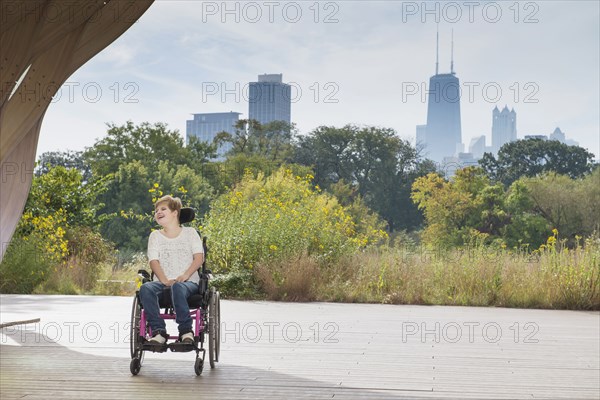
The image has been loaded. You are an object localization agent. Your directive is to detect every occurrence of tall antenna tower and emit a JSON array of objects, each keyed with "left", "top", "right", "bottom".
[{"left": 451, "top": 28, "right": 455, "bottom": 74}]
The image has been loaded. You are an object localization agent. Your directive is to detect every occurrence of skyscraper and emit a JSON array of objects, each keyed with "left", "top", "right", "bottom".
[
  {"left": 468, "top": 135, "right": 487, "bottom": 159},
  {"left": 416, "top": 30, "right": 462, "bottom": 163},
  {"left": 491, "top": 106, "right": 517, "bottom": 153},
  {"left": 248, "top": 74, "right": 291, "bottom": 125},
  {"left": 186, "top": 112, "right": 241, "bottom": 159}
]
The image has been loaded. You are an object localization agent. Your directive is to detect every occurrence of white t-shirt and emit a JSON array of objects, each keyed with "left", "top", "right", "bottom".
[{"left": 147, "top": 227, "right": 204, "bottom": 284}]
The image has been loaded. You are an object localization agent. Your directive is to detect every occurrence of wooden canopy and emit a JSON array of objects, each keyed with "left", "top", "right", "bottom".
[{"left": 0, "top": 0, "right": 153, "bottom": 261}]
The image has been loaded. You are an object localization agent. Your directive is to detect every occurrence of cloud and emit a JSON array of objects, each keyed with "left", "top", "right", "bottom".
[{"left": 35, "top": 1, "right": 599, "bottom": 159}]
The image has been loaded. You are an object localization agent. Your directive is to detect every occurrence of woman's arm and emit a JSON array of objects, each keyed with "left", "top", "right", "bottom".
[
  {"left": 175, "top": 253, "right": 204, "bottom": 282},
  {"left": 150, "top": 260, "right": 174, "bottom": 286}
]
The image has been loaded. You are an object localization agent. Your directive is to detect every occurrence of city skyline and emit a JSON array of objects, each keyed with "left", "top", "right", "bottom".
[{"left": 36, "top": 1, "right": 599, "bottom": 161}]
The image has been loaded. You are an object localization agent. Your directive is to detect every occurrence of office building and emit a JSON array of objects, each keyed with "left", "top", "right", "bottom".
[
  {"left": 248, "top": 74, "right": 291, "bottom": 125},
  {"left": 468, "top": 135, "right": 487, "bottom": 159},
  {"left": 491, "top": 106, "right": 517, "bottom": 153},
  {"left": 416, "top": 31, "right": 462, "bottom": 163},
  {"left": 186, "top": 112, "right": 241, "bottom": 159}
]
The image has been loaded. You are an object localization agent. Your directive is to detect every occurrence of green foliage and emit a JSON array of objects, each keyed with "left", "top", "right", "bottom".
[
  {"left": 215, "top": 119, "right": 295, "bottom": 161},
  {"left": 0, "top": 237, "right": 55, "bottom": 293},
  {"left": 520, "top": 170, "right": 600, "bottom": 244},
  {"left": 83, "top": 121, "right": 191, "bottom": 176},
  {"left": 1, "top": 164, "right": 114, "bottom": 294},
  {"left": 202, "top": 154, "right": 285, "bottom": 195},
  {"left": 480, "top": 138, "right": 595, "bottom": 186},
  {"left": 82, "top": 122, "right": 217, "bottom": 251},
  {"left": 26, "top": 165, "right": 110, "bottom": 228},
  {"left": 210, "top": 270, "right": 262, "bottom": 299},
  {"left": 186, "top": 134, "right": 218, "bottom": 163},
  {"left": 36, "top": 150, "right": 92, "bottom": 181},
  {"left": 411, "top": 167, "right": 549, "bottom": 248},
  {"left": 99, "top": 160, "right": 154, "bottom": 250},
  {"left": 202, "top": 167, "right": 388, "bottom": 273},
  {"left": 153, "top": 161, "right": 214, "bottom": 218},
  {"left": 293, "top": 125, "right": 435, "bottom": 231}
]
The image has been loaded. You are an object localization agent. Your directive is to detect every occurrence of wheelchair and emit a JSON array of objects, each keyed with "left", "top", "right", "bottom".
[{"left": 129, "top": 207, "right": 221, "bottom": 376}]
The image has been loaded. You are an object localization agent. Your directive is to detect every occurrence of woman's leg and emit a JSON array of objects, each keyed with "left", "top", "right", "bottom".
[
  {"left": 171, "top": 281, "right": 199, "bottom": 335},
  {"left": 139, "top": 281, "right": 167, "bottom": 335}
]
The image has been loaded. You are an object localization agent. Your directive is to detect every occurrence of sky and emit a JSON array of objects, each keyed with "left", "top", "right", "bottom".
[{"left": 36, "top": 0, "right": 600, "bottom": 161}]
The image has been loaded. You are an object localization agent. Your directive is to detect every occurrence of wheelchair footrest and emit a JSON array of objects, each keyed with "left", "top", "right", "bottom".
[
  {"left": 142, "top": 343, "right": 169, "bottom": 353},
  {"left": 168, "top": 342, "right": 196, "bottom": 352}
]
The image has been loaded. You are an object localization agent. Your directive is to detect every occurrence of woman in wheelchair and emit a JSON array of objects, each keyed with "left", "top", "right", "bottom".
[{"left": 140, "top": 195, "right": 204, "bottom": 346}]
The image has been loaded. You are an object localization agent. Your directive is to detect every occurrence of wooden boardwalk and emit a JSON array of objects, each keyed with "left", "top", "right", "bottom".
[{"left": 0, "top": 295, "right": 598, "bottom": 399}]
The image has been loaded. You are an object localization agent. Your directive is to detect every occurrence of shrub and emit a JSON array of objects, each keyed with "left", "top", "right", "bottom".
[
  {"left": 202, "top": 167, "right": 387, "bottom": 274},
  {"left": 0, "top": 237, "right": 54, "bottom": 294},
  {"left": 255, "top": 255, "right": 320, "bottom": 301}
]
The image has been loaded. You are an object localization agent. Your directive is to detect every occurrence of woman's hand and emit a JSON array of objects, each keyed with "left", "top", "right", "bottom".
[{"left": 175, "top": 274, "right": 188, "bottom": 283}]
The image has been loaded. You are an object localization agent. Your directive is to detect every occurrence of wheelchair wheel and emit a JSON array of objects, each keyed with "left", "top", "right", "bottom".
[
  {"left": 215, "top": 291, "right": 221, "bottom": 362},
  {"left": 130, "top": 295, "right": 143, "bottom": 362},
  {"left": 194, "top": 357, "right": 204, "bottom": 376},
  {"left": 130, "top": 358, "right": 141, "bottom": 375},
  {"left": 208, "top": 288, "right": 220, "bottom": 368}
]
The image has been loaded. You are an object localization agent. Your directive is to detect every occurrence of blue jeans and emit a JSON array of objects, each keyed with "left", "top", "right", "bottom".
[{"left": 139, "top": 281, "right": 199, "bottom": 335}]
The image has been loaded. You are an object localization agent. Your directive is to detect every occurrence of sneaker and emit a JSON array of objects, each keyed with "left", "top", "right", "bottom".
[
  {"left": 148, "top": 331, "right": 167, "bottom": 345},
  {"left": 180, "top": 332, "right": 194, "bottom": 344}
]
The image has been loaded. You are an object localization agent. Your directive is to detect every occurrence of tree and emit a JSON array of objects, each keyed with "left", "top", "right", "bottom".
[
  {"left": 293, "top": 125, "right": 435, "bottom": 231},
  {"left": 82, "top": 121, "right": 217, "bottom": 250},
  {"left": 480, "top": 138, "right": 595, "bottom": 186},
  {"left": 83, "top": 121, "right": 191, "bottom": 176},
  {"left": 520, "top": 170, "right": 600, "bottom": 243},
  {"left": 26, "top": 165, "right": 110, "bottom": 228},
  {"left": 99, "top": 160, "right": 154, "bottom": 251},
  {"left": 36, "top": 150, "right": 92, "bottom": 181},
  {"left": 215, "top": 119, "right": 296, "bottom": 162},
  {"left": 411, "top": 167, "right": 549, "bottom": 247},
  {"left": 186, "top": 135, "right": 218, "bottom": 164}
]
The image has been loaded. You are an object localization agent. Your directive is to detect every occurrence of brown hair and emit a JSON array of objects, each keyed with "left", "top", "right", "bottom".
[{"left": 154, "top": 195, "right": 182, "bottom": 216}]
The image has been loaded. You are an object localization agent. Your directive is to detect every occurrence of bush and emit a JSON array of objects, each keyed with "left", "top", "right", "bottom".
[
  {"left": 202, "top": 167, "right": 387, "bottom": 274},
  {"left": 255, "top": 255, "right": 320, "bottom": 301},
  {"left": 210, "top": 270, "right": 261, "bottom": 299},
  {"left": 64, "top": 227, "right": 113, "bottom": 291},
  {"left": 0, "top": 237, "right": 54, "bottom": 294}
]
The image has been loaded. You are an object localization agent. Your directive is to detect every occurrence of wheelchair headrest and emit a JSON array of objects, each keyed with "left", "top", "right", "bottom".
[{"left": 179, "top": 207, "right": 195, "bottom": 224}]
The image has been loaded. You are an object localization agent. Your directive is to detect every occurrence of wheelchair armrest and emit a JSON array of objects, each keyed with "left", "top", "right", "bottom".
[
  {"left": 137, "top": 269, "right": 151, "bottom": 284},
  {"left": 198, "top": 271, "right": 211, "bottom": 295}
]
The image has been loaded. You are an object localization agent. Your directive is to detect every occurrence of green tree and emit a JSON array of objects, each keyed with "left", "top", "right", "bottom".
[
  {"left": 293, "top": 125, "right": 435, "bottom": 231},
  {"left": 83, "top": 121, "right": 191, "bottom": 176},
  {"left": 83, "top": 122, "right": 217, "bottom": 250},
  {"left": 26, "top": 166, "right": 110, "bottom": 228},
  {"left": 215, "top": 119, "right": 295, "bottom": 161},
  {"left": 36, "top": 150, "right": 92, "bottom": 182},
  {"left": 411, "top": 166, "right": 569, "bottom": 249},
  {"left": 480, "top": 138, "right": 595, "bottom": 186},
  {"left": 154, "top": 160, "right": 214, "bottom": 217},
  {"left": 99, "top": 161, "right": 154, "bottom": 251},
  {"left": 520, "top": 170, "right": 600, "bottom": 243},
  {"left": 186, "top": 134, "right": 218, "bottom": 164}
]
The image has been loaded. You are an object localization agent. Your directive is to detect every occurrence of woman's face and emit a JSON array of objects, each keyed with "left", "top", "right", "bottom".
[{"left": 154, "top": 203, "right": 178, "bottom": 227}]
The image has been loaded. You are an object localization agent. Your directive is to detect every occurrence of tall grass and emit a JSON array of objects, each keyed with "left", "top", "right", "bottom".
[{"left": 257, "top": 236, "right": 599, "bottom": 310}]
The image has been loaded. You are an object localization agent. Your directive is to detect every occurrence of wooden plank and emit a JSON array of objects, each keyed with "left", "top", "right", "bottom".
[{"left": 0, "top": 295, "right": 598, "bottom": 399}]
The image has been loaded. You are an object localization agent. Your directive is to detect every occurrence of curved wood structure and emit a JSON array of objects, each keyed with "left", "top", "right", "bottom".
[{"left": 0, "top": 0, "right": 153, "bottom": 261}]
